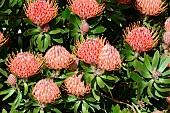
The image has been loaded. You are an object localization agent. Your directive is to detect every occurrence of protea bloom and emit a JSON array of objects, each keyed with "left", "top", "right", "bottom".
[
  {"left": 32, "top": 79, "right": 60, "bottom": 106},
  {"left": 98, "top": 43, "right": 121, "bottom": 71},
  {"left": 123, "top": 22, "right": 159, "bottom": 52},
  {"left": 44, "top": 45, "right": 73, "bottom": 70},
  {"left": 24, "top": 0, "right": 58, "bottom": 27},
  {"left": 7, "top": 74, "right": 17, "bottom": 88},
  {"left": 0, "top": 32, "right": 8, "bottom": 47},
  {"left": 116, "top": 0, "right": 132, "bottom": 5},
  {"left": 68, "top": 0, "right": 105, "bottom": 20},
  {"left": 135, "top": 0, "right": 167, "bottom": 16},
  {"left": 6, "top": 52, "right": 43, "bottom": 79},
  {"left": 165, "top": 17, "right": 170, "bottom": 32},
  {"left": 73, "top": 37, "right": 106, "bottom": 65},
  {"left": 64, "top": 72, "right": 91, "bottom": 96},
  {"left": 163, "top": 31, "right": 170, "bottom": 45}
]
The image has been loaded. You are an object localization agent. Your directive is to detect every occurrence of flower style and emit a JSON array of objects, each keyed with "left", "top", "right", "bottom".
[
  {"left": 135, "top": 0, "right": 167, "bottom": 16},
  {"left": 123, "top": 22, "right": 159, "bottom": 52},
  {"left": 68, "top": 0, "right": 105, "bottom": 20},
  {"left": 24, "top": 0, "right": 58, "bottom": 26},
  {"left": 6, "top": 52, "right": 43, "bottom": 79},
  {"left": 0, "top": 32, "right": 8, "bottom": 47}
]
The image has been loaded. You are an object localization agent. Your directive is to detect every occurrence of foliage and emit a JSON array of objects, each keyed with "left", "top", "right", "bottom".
[{"left": 0, "top": 0, "right": 170, "bottom": 113}]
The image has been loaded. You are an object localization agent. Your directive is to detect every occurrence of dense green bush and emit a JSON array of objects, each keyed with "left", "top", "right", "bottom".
[{"left": 0, "top": 0, "right": 170, "bottom": 113}]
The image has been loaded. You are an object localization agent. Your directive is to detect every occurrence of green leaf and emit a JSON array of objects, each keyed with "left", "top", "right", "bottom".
[
  {"left": 62, "top": 7, "right": 70, "bottom": 20},
  {"left": 49, "top": 29, "right": 64, "bottom": 34},
  {"left": 137, "top": 81, "right": 147, "bottom": 99},
  {"left": 74, "top": 101, "right": 81, "bottom": 113},
  {"left": 2, "top": 88, "right": 15, "bottom": 101},
  {"left": 134, "top": 60, "right": 151, "bottom": 78},
  {"left": 155, "top": 78, "right": 170, "bottom": 84},
  {"left": 125, "top": 55, "right": 135, "bottom": 61},
  {"left": 33, "top": 107, "right": 40, "bottom": 113},
  {"left": 162, "top": 70, "right": 170, "bottom": 76},
  {"left": 96, "top": 77, "right": 105, "bottom": 88},
  {"left": 91, "top": 26, "right": 106, "bottom": 34},
  {"left": 24, "top": 82, "right": 28, "bottom": 95},
  {"left": 159, "top": 54, "right": 166, "bottom": 67},
  {"left": 13, "top": 89, "right": 22, "bottom": 108},
  {"left": 85, "top": 97, "right": 96, "bottom": 102},
  {"left": 24, "top": 28, "right": 40, "bottom": 36},
  {"left": 144, "top": 53, "right": 152, "bottom": 73},
  {"left": 82, "top": 102, "right": 89, "bottom": 113},
  {"left": 112, "top": 104, "right": 120, "bottom": 113},
  {"left": 53, "top": 38, "right": 63, "bottom": 44},
  {"left": 131, "top": 72, "right": 143, "bottom": 82},
  {"left": 152, "top": 51, "right": 159, "bottom": 70},
  {"left": 0, "top": 88, "right": 14, "bottom": 95},
  {"left": 153, "top": 83, "right": 170, "bottom": 92},
  {"left": 158, "top": 56, "right": 170, "bottom": 72},
  {"left": 92, "top": 89, "right": 100, "bottom": 101},
  {"left": 2, "top": 109, "right": 7, "bottom": 113},
  {"left": 0, "top": 68, "right": 8, "bottom": 77}
]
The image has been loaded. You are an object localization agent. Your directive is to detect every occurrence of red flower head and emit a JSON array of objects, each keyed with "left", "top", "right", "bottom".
[
  {"left": 44, "top": 45, "right": 73, "bottom": 70},
  {"left": 6, "top": 52, "right": 43, "bottom": 79},
  {"left": 165, "top": 17, "right": 170, "bottom": 32},
  {"left": 135, "top": 0, "right": 167, "bottom": 16},
  {"left": 123, "top": 22, "right": 158, "bottom": 52},
  {"left": 24, "top": 0, "right": 58, "bottom": 27},
  {"left": 73, "top": 37, "right": 106, "bottom": 65},
  {"left": 0, "top": 32, "right": 8, "bottom": 47},
  {"left": 64, "top": 72, "right": 91, "bottom": 96},
  {"left": 68, "top": 0, "right": 105, "bottom": 20},
  {"left": 32, "top": 78, "right": 61, "bottom": 106},
  {"left": 98, "top": 43, "right": 121, "bottom": 71}
]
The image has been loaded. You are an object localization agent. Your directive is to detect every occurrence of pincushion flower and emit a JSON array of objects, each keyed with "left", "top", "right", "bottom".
[
  {"left": 73, "top": 37, "right": 106, "bottom": 65},
  {"left": 6, "top": 52, "right": 43, "bottom": 79},
  {"left": 32, "top": 78, "right": 61, "bottom": 107},
  {"left": 64, "top": 72, "right": 91, "bottom": 96},
  {"left": 24, "top": 0, "right": 58, "bottom": 27},
  {"left": 135, "top": 0, "right": 167, "bottom": 16},
  {"left": 98, "top": 43, "right": 121, "bottom": 71},
  {"left": 68, "top": 0, "right": 105, "bottom": 20},
  {"left": 123, "top": 22, "right": 159, "bottom": 52},
  {"left": 44, "top": 45, "right": 73, "bottom": 70}
]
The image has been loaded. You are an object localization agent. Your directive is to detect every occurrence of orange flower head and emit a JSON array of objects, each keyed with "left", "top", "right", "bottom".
[
  {"left": 64, "top": 72, "right": 91, "bottom": 96},
  {"left": 163, "top": 31, "right": 170, "bottom": 45},
  {"left": 32, "top": 79, "right": 60, "bottom": 105},
  {"left": 165, "top": 17, "right": 170, "bottom": 32},
  {"left": 24, "top": 0, "right": 58, "bottom": 26},
  {"left": 44, "top": 45, "right": 73, "bottom": 70},
  {"left": 123, "top": 22, "right": 158, "bottom": 52},
  {"left": 135, "top": 0, "right": 167, "bottom": 16},
  {"left": 98, "top": 43, "right": 121, "bottom": 71},
  {"left": 68, "top": 0, "right": 105, "bottom": 20},
  {"left": 7, "top": 74, "right": 17, "bottom": 88},
  {"left": 6, "top": 52, "right": 43, "bottom": 79},
  {"left": 116, "top": 0, "right": 132, "bottom": 5},
  {"left": 73, "top": 37, "right": 106, "bottom": 65}
]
